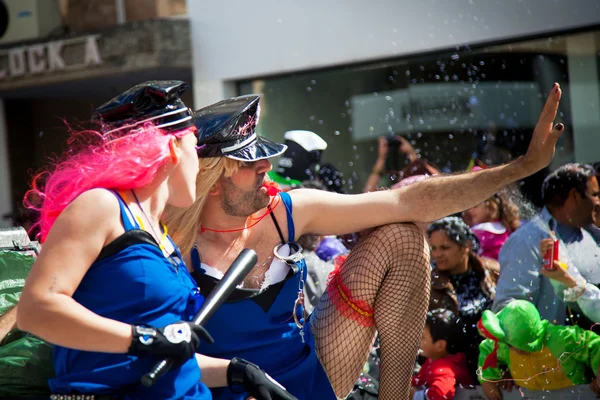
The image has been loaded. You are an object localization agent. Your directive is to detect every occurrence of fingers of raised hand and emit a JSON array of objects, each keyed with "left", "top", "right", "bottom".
[
  {"left": 539, "top": 83, "right": 562, "bottom": 127},
  {"left": 522, "top": 84, "right": 563, "bottom": 172},
  {"left": 531, "top": 84, "right": 562, "bottom": 152},
  {"left": 377, "top": 137, "right": 388, "bottom": 154}
]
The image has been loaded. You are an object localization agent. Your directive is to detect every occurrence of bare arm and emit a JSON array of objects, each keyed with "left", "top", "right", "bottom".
[
  {"left": 292, "top": 84, "right": 563, "bottom": 237},
  {"left": 196, "top": 354, "right": 230, "bottom": 387},
  {"left": 293, "top": 163, "right": 523, "bottom": 236},
  {"left": 17, "top": 189, "right": 132, "bottom": 353},
  {"left": 0, "top": 306, "right": 17, "bottom": 342}
]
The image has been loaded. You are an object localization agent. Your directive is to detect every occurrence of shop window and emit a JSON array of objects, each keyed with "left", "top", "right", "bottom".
[{"left": 238, "top": 30, "right": 600, "bottom": 207}]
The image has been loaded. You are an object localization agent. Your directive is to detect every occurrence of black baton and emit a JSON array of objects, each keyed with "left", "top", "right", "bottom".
[{"left": 141, "top": 249, "right": 258, "bottom": 387}]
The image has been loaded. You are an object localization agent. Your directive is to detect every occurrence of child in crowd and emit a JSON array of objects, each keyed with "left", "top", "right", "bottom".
[
  {"left": 462, "top": 167, "right": 521, "bottom": 260},
  {"left": 411, "top": 309, "right": 474, "bottom": 400}
]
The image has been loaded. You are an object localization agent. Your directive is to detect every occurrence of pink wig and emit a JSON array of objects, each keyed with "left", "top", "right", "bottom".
[{"left": 26, "top": 124, "right": 195, "bottom": 242}]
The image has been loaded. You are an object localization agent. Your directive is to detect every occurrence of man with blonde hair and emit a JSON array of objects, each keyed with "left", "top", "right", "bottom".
[{"left": 166, "top": 84, "right": 564, "bottom": 400}]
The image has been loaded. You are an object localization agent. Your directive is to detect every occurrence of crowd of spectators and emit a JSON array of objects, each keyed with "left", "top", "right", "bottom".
[
  {"left": 1, "top": 126, "right": 599, "bottom": 400},
  {"left": 352, "top": 137, "right": 600, "bottom": 399}
]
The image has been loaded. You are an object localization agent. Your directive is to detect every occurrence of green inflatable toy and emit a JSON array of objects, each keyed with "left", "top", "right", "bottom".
[{"left": 478, "top": 300, "right": 600, "bottom": 391}]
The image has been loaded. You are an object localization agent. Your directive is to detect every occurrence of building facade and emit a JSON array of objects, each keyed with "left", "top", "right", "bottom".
[
  {"left": 188, "top": 0, "right": 600, "bottom": 202},
  {"left": 0, "top": 0, "right": 191, "bottom": 228},
  {"left": 1, "top": 0, "right": 599, "bottom": 228}
]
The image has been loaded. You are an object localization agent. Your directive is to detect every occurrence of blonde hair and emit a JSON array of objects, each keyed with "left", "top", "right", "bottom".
[{"left": 164, "top": 157, "right": 241, "bottom": 255}]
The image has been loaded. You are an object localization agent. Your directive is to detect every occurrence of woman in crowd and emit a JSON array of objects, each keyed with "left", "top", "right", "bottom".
[{"left": 427, "top": 216, "right": 498, "bottom": 378}]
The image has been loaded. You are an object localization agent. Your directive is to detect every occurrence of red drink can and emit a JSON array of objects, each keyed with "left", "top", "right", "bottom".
[{"left": 543, "top": 238, "right": 559, "bottom": 270}]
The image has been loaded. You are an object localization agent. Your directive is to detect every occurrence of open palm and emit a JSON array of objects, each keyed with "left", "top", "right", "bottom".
[{"left": 521, "top": 83, "right": 563, "bottom": 173}]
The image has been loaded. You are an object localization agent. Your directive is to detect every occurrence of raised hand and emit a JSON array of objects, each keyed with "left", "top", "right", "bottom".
[
  {"left": 377, "top": 136, "right": 389, "bottom": 161},
  {"left": 520, "top": 83, "right": 563, "bottom": 174},
  {"left": 370, "top": 137, "right": 389, "bottom": 176},
  {"left": 397, "top": 135, "right": 418, "bottom": 161}
]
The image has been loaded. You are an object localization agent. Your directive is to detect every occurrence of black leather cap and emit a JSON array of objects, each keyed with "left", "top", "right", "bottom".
[
  {"left": 193, "top": 95, "right": 286, "bottom": 162},
  {"left": 92, "top": 80, "right": 194, "bottom": 137}
]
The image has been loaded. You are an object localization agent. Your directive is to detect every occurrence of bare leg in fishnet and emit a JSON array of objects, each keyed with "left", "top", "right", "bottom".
[{"left": 311, "top": 223, "right": 430, "bottom": 399}]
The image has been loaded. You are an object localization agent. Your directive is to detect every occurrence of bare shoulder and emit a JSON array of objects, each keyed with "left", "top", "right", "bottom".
[
  {"left": 286, "top": 188, "right": 346, "bottom": 212},
  {"left": 49, "top": 188, "right": 122, "bottom": 244},
  {"left": 63, "top": 188, "right": 120, "bottom": 220},
  {"left": 284, "top": 188, "right": 396, "bottom": 237},
  {"left": 287, "top": 188, "right": 339, "bottom": 203},
  {"left": 25, "top": 189, "right": 124, "bottom": 301},
  {"left": 288, "top": 187, "right": 384, "bottom": 205}
]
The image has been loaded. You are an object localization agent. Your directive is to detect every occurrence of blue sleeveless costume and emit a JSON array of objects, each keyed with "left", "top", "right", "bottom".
[
  {"left": 50, "top": 192, "right": 211, "bottom": 400},
  {"left": 191, "top": 192, "right": 336, "bottom": 400}
]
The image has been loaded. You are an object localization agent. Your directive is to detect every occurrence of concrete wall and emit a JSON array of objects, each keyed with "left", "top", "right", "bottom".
[
  {"left": 62, "top": 0, "right": 187, "bottom": 32},
  {"left": 188, "top": 0, "right": 600, "bottom": 107}
]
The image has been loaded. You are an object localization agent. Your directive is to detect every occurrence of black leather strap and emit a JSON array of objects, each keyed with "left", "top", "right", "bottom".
[
  {"left": 96, "top": 229, "right": 181, "bottom": 270},
  {"left": 269, "top": 206, "right": 286, "bottom": 244},
  {"left": 96, "top": 230, "right": 159, "bottom": 262}
]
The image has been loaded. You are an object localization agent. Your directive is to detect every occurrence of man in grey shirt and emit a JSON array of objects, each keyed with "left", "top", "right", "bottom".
[{"left": 493, "top": 163, "right": 600, "bottom": 325}]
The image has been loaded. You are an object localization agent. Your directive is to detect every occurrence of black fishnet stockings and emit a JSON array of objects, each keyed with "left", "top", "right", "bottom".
[{"left": 311, "top": 223, "right": 430, "bottom": 399}]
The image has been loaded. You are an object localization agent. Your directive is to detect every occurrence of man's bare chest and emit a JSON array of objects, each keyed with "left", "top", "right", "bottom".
[{"left": 195, "top": 230, "right": 284, "bottom": 289}]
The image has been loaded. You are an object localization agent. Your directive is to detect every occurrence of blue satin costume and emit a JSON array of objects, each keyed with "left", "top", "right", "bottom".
[
  {"left": 192, "top": 192, "right": 336, "bottom": 400},
  {"left": 50, "top": 191, "right": 211, "bottom": 400}
]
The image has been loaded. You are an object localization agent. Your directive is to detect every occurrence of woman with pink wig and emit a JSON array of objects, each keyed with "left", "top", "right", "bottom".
[{"left": 16, "top": 81, "right": 214, "bottom": 399}]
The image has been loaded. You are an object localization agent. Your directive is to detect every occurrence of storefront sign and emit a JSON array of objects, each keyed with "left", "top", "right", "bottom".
[
  {"left": 351, "top": 82, "right": 544, "bottom": 141},
  {"left": 0, "top": 19, "right": 190, "bottom": 93},
  {"left": 0, "top": 35, "right": 102, "bottom": 79}
]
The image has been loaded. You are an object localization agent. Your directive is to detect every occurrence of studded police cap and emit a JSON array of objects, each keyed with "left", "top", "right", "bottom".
[
  {"left": 193, "top": 94, "right": 286, "bottom": 162},
  {"left": 92, "top": 80, "right": 194, "bottom": 137}
]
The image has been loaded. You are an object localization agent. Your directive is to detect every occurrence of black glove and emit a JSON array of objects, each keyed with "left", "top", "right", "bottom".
[
  {"left": 128, "top": 321, "right": 214, "bottom": 365},
  {"left": 227, "top": 357, "right": 298, "bottom": 400}
]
